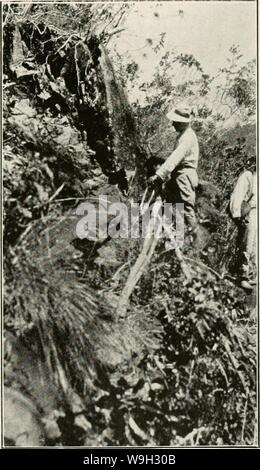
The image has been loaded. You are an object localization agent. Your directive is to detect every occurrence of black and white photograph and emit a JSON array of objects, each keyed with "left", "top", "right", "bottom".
[{"left": 1, "top": 0, "right": 258, "bottom": 452}]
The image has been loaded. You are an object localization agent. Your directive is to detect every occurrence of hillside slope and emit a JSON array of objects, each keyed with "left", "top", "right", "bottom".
[{"left": 3, "top": 7, "right": 257, "bottom": 447}]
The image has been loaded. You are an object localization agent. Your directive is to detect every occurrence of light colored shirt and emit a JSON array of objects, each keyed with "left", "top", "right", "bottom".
[
  {"left": 229, "top": 170, "right": 256, "bottom": 219},
  {"left": 156, "top": 127, "right": 199, "bottom": 182}
]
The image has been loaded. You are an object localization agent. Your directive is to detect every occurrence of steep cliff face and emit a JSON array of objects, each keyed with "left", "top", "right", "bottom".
[
  {"left": 100, "top": 45, "right": 148, "bottom": 190},
  {"left": 3, "top": 15, "right": 153, "bottom": 445}
]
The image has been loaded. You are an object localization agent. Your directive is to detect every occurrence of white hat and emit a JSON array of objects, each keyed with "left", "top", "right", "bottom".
[{"left": 166, "top": 105, "right": 191, "bottom": 123}]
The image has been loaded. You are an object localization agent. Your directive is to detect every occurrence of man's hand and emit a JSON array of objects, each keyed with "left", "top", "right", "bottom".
[
  {"left": 233, "top": 216, "right": 248, "bottom": 229},
  {"left": 148, "top": 174, "right": 163, "bottom": 191}
]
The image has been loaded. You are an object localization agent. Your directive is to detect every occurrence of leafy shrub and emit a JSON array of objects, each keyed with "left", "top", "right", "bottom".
[{"left": 88, "top": 260, "right": 256, "bottom": 446}]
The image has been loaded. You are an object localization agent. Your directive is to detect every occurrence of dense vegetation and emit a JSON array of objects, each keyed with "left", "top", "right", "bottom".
[{"left": 3, "top": 3, "right": 256, "bottom": 446}]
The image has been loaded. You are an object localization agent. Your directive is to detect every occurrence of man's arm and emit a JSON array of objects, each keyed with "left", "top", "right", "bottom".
[
  {"left": 229, "top": 172, "right": 251, "bottom": 219},
  {"left": 156, "top": 137, "right": 189, "bottom": 181}
]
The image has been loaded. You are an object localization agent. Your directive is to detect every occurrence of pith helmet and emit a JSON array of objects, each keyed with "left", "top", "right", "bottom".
[{"left": 166, "top": 105, "right": 191, "bottom": 123}]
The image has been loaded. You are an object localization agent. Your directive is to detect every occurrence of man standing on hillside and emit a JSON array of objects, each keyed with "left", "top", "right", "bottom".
[
  {"left": 148, "top": 105, "right": 199, "bottom": 239},
  {"left": 229, "top": 158, "right": 256, "bottom": 290}
]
